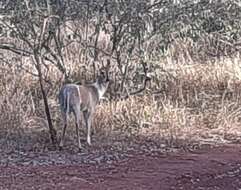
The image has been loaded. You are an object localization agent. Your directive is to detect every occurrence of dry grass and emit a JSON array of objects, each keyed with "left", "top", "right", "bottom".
[{"left": 1, "top": 52, "right": 241, "bottom": 153}]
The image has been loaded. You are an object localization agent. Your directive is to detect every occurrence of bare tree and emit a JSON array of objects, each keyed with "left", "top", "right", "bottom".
[{"left": 0, "top": 0, "right": 69, "bottom": 146}]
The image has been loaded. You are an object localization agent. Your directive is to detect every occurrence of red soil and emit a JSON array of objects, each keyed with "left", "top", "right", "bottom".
[{"left": 1, "top": 145, "right": 241, "bottom": 190}]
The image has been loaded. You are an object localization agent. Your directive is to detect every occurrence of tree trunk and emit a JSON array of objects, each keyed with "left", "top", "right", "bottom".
[{"left": 34, "top": 54, "right": 57, "bottom": 147}]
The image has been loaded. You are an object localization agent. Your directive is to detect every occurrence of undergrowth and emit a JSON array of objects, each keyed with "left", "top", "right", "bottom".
[{"left": 1, "top": 53, "right": 241, "bottom": 153}]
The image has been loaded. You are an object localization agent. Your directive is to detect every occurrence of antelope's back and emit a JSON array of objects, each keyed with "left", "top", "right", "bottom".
[
  {"left": 78, "top": 85, "right": 99, "bottom": 111},
  {"left": 59, "top": 84, "right": 99, "bottom": 113}
]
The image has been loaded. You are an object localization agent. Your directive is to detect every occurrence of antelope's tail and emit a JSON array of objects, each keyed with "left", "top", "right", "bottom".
[
  {"left": 64, "top": 89, "right": 70, "bottom": 115},
  {"left": 59, "top": 87, "right": 70, "bottom": 115}
]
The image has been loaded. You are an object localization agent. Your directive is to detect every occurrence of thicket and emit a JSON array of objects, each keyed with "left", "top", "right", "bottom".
[{"left": 0, "top": 0, "right": 241, "bottom": 150}]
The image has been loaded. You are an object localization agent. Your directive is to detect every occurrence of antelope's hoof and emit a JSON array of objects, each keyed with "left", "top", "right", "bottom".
[{"left": 59, "top": 146, "right": 63, "bottom": 151}]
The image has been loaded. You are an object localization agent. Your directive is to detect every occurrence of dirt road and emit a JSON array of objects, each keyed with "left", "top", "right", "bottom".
[{"left": 0, "top": 145, "right": 241, "bottom": 190}]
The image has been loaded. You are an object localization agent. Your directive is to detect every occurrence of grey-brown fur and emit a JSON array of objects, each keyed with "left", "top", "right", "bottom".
[{"left": 59, "top": 72, "right": 109, "bottom": 150}]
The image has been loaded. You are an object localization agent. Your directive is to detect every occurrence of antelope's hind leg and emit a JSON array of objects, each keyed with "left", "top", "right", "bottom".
[
  {"left": 59, "top": 112, "right": 67, "bottom": 150},
  {"left": 74, "top": 108, "right": 83, "bottom": 151}
]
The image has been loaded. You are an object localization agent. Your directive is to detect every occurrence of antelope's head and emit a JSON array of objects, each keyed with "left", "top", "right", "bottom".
[{"left": 96, "top": 59, "right": 110, "bottom": 97}]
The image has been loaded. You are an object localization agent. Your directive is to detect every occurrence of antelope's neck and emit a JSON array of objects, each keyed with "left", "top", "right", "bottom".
[{"left": 94, "top": 83, "right": 106, "bottom": 99}]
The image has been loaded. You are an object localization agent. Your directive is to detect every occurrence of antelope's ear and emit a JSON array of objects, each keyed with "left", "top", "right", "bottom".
[
  {"left": 106, "top": 59, "right": 111, "bottom": 68},
  {"left": 106, "top": 59, "right": 111, "bottom": 73},
  {"left": 105, "top": 59, "right": 111, "bottom": 80}
]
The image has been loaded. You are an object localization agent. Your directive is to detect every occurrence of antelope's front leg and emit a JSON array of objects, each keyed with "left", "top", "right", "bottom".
[{"left": 74, "top": 109, "right": 82, "bottom": 151}]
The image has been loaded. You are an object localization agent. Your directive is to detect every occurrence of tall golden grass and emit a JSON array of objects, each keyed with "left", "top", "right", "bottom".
[{"left": 1, "top": 46, "right": 241, "bottom": 152}]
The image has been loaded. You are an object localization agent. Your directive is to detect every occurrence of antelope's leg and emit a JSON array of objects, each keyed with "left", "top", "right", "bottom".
[
  {"left": 84, "top": 111, "right": 92, "bottom": 145},
  {"left": 59, "top": 112, "right": 67, "bottom": 149},
  {"left": 74, "top": 109, "right": 82, "bottom": 151},
  {"left": 75, "top": 121, "right": 81, "bottom": 151}
]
